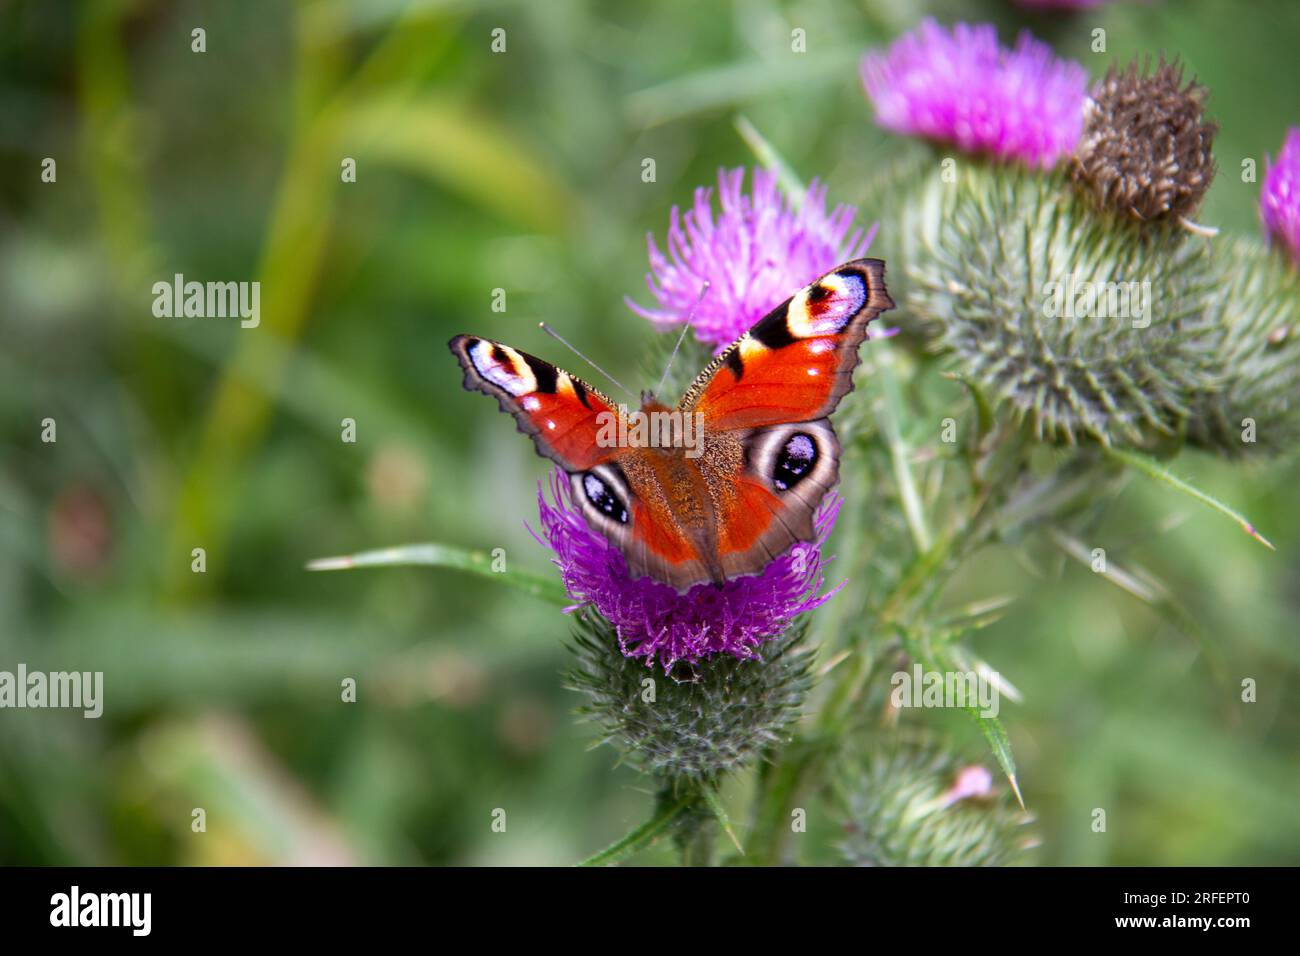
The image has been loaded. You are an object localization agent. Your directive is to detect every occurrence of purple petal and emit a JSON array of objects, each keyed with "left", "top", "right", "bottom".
[
  {"left": 1261, "top": 128, "right": 1300, "bottom": 267},
  {"left": 626, "top": 167, "right": 874, "bottom": 347},
  {"left": 532, "top": 470, "right": 844, "bottom": 670},
  {"left": 861, "top": 19, "right": 1088, "bottom": 170}
]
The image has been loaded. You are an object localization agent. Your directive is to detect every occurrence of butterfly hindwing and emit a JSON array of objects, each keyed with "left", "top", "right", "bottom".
[
  {"left": 592, "top": 451, "right": 725, "bottom": 590},
  {"left": 695, "top": 417, "right": 842, "bottom": 581}
]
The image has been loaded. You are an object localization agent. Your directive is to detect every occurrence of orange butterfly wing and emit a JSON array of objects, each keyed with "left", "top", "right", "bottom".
[
  {"left": 682, "top": 258, "right": 894, "bottom": 430},
  {"left": 450, "top": 334, "right": 711, "bottom": 584},
  {"left": 449, "top": 259, "right": 894, "bottom": 592},
  {"left": 682, "top": 259, "right": 894, "bottom": 579},
  {"left": 449, "top": 335, "right": 618, "bottom": 471}
]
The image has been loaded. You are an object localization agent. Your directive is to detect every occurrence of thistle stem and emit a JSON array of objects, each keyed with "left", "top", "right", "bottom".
[{"left": 575, "top": 790, "right": 695, "bottom": 867}]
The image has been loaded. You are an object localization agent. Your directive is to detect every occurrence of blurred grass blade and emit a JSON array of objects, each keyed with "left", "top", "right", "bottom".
[
  {"left": 1105, "top": 446, "right": 1274, "bottom": 550},
  {"left": 1049, "top": 529, "right": 1166, "bottom": 604},
  {"left": 576, "top": 793, "right": 694, "bottom": 867},
  {"left": 626, "top": 49, "right": 859, "bottom": 127},
  {"left": 138, "top": 715, "right": 357, "bottom": 865},
  {"left": 343, "top": 95, "right": 578, "bottom": 231},
  {"left": 307, "top": 542, "right": 568, "bottom": 606},
  {"left": 936, "top": 594, "right": 1017, "bottom": 633},
  {"left": 1048, "top": 530, "right": 1230, "bottom": 683},
  {"left": 941, "top": 642, "right": 1024, "bottom": 705},
  {"left": 734, "top": 114, "right": 806, "bottom": 202}
]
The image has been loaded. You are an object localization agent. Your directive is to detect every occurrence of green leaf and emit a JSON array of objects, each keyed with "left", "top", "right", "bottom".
[
  {"left": 1104, "top": 446, "right": 1275, "bottom": 550},
  {"left": 899, "top": 629, "right": 1023, "bottom": 808},
  {"left": 307, "top": 542, "right": 569, "bottom": 606},
  {"left": 576, "top": 792, "right": 694, "bottom": 867},
  {"left": 970, "top": 710, "right": 1023, "bottom": 810},
  {"left": 700, "top": 786, "right": 744, "bottom": 856},
  {"left": 877, "top": 346, "right": 932, "bottom": 553}
]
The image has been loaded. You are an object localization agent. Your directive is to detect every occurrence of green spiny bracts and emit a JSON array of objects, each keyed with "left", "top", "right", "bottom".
[
  {"left": 1188, "top": 238, "right": 1300, "bottom": 456},
  {"left": 1072, "top": 57, "right": 1218, "bottom": 225},
  {"left": 565, "top": 611, "right": 815, "bottom": 785},
  {"left": 835, "top": 734, "right": 1034, "bottom": 867},
  {"left": 905, "top": 163, "right": 1220, "bottom": 447},
  {"left": 852, "top": 142, "right": 940, "bottom": 310}
]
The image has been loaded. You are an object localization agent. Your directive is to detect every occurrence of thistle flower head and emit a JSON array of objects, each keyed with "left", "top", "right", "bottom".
[
  {"left": 905, "top": 164, "right": 1219, "bottom": 447},
  {"left": 533, "top": 470, "right": 843, "bottom": 673},
  {"left": 567, "top": 613, "right": 815, "bottom": 783},
  {"left": 1261, "top": 127, "right": 1300, "bottom": 266},
  {"left": 861, "top": 19, "right": 1088, "bottom": 170},
  {"left": 1073, "top": 57, "right": 1218, "bottom": 223},
  {"left": 626, "top": 167, "right": 873, "bottom": 348},
  {"left": 836, "top": 735, "right": 1035, "bottom": 867}
]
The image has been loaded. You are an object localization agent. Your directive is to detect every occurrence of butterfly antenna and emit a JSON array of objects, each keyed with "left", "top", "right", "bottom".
[
  {"left": 655, "top": 281, "right": 709, "bottom": 396},
  {"left": 655, "top": 325, "right": 692, "bottom": 397},
  {"left": 538, "top": 323, "right": 636, "bottom": 401}
]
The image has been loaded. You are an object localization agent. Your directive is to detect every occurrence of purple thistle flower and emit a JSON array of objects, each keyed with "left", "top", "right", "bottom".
[
  {"left": 626, "top": 167, "right": 875, "bottom": 349},
  {"left": 1261, "top": 127, "right": 1300, "bottom": 267},
  {"left": 861, "top": 19, "right": 1089, "bottom": 170},
  {"left": 531, "top": 470, "right": 844, "bottom": 672}
]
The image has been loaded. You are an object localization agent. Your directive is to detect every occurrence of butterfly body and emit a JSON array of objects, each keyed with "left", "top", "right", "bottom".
[{"left": 450, "top": 258, "right": 893, "bottom": 592}]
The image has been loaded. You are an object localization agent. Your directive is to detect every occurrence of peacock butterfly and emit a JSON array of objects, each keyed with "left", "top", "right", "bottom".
[{"left": 449, "top": 258, "right": 894, "bottom": 592}]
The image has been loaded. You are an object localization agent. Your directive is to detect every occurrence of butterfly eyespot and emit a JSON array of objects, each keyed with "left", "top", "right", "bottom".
[
  {"left": 582, "top": 472, "right": 629, "bottom": 524},
  {"left": 772, "top": 432, "right": 818, "bottom": 491}
]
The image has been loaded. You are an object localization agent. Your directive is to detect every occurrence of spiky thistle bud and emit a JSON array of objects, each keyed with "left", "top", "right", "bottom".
[
  {"left": 905, "top": 163, "right": 1219, "bottom": 446},
  {"left": 835, "top": 735, "right": 1035, "bottom": 867},
  {"left": 565, "top": 611, "right": 814, "bottom": 785},
  {"left": 1072, "top": 57, "right": 1218, "bottom": 225},
  {"left": 1188, "top": 237, "right": 1300, "bottom": 456}
]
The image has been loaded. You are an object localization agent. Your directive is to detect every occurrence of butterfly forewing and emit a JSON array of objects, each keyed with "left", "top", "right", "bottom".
[
  {"left": 679, "top": 258, "right": 894, "bottom": 429},
  {"left": 449, "top": 334, "right": 621, "bottom": 471}
]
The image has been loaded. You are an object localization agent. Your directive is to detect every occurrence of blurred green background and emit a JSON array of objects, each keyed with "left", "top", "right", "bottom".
[{"left": 1, "top": 0, "right": 1297, "bottom": 865}]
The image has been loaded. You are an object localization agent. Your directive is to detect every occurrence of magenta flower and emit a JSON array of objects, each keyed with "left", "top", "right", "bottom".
[
  {"left": 626, "top": 167, "right": 875, "bottom": 348},
  {"left": 532, "top": 470, "right": 843, "bottom": 672},
  {"left": 1261, "top": 127, "right": 1300, "bottom": 266},
  {"left": 861, "top": 19, "right": 1088, "bottom": 170}
]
